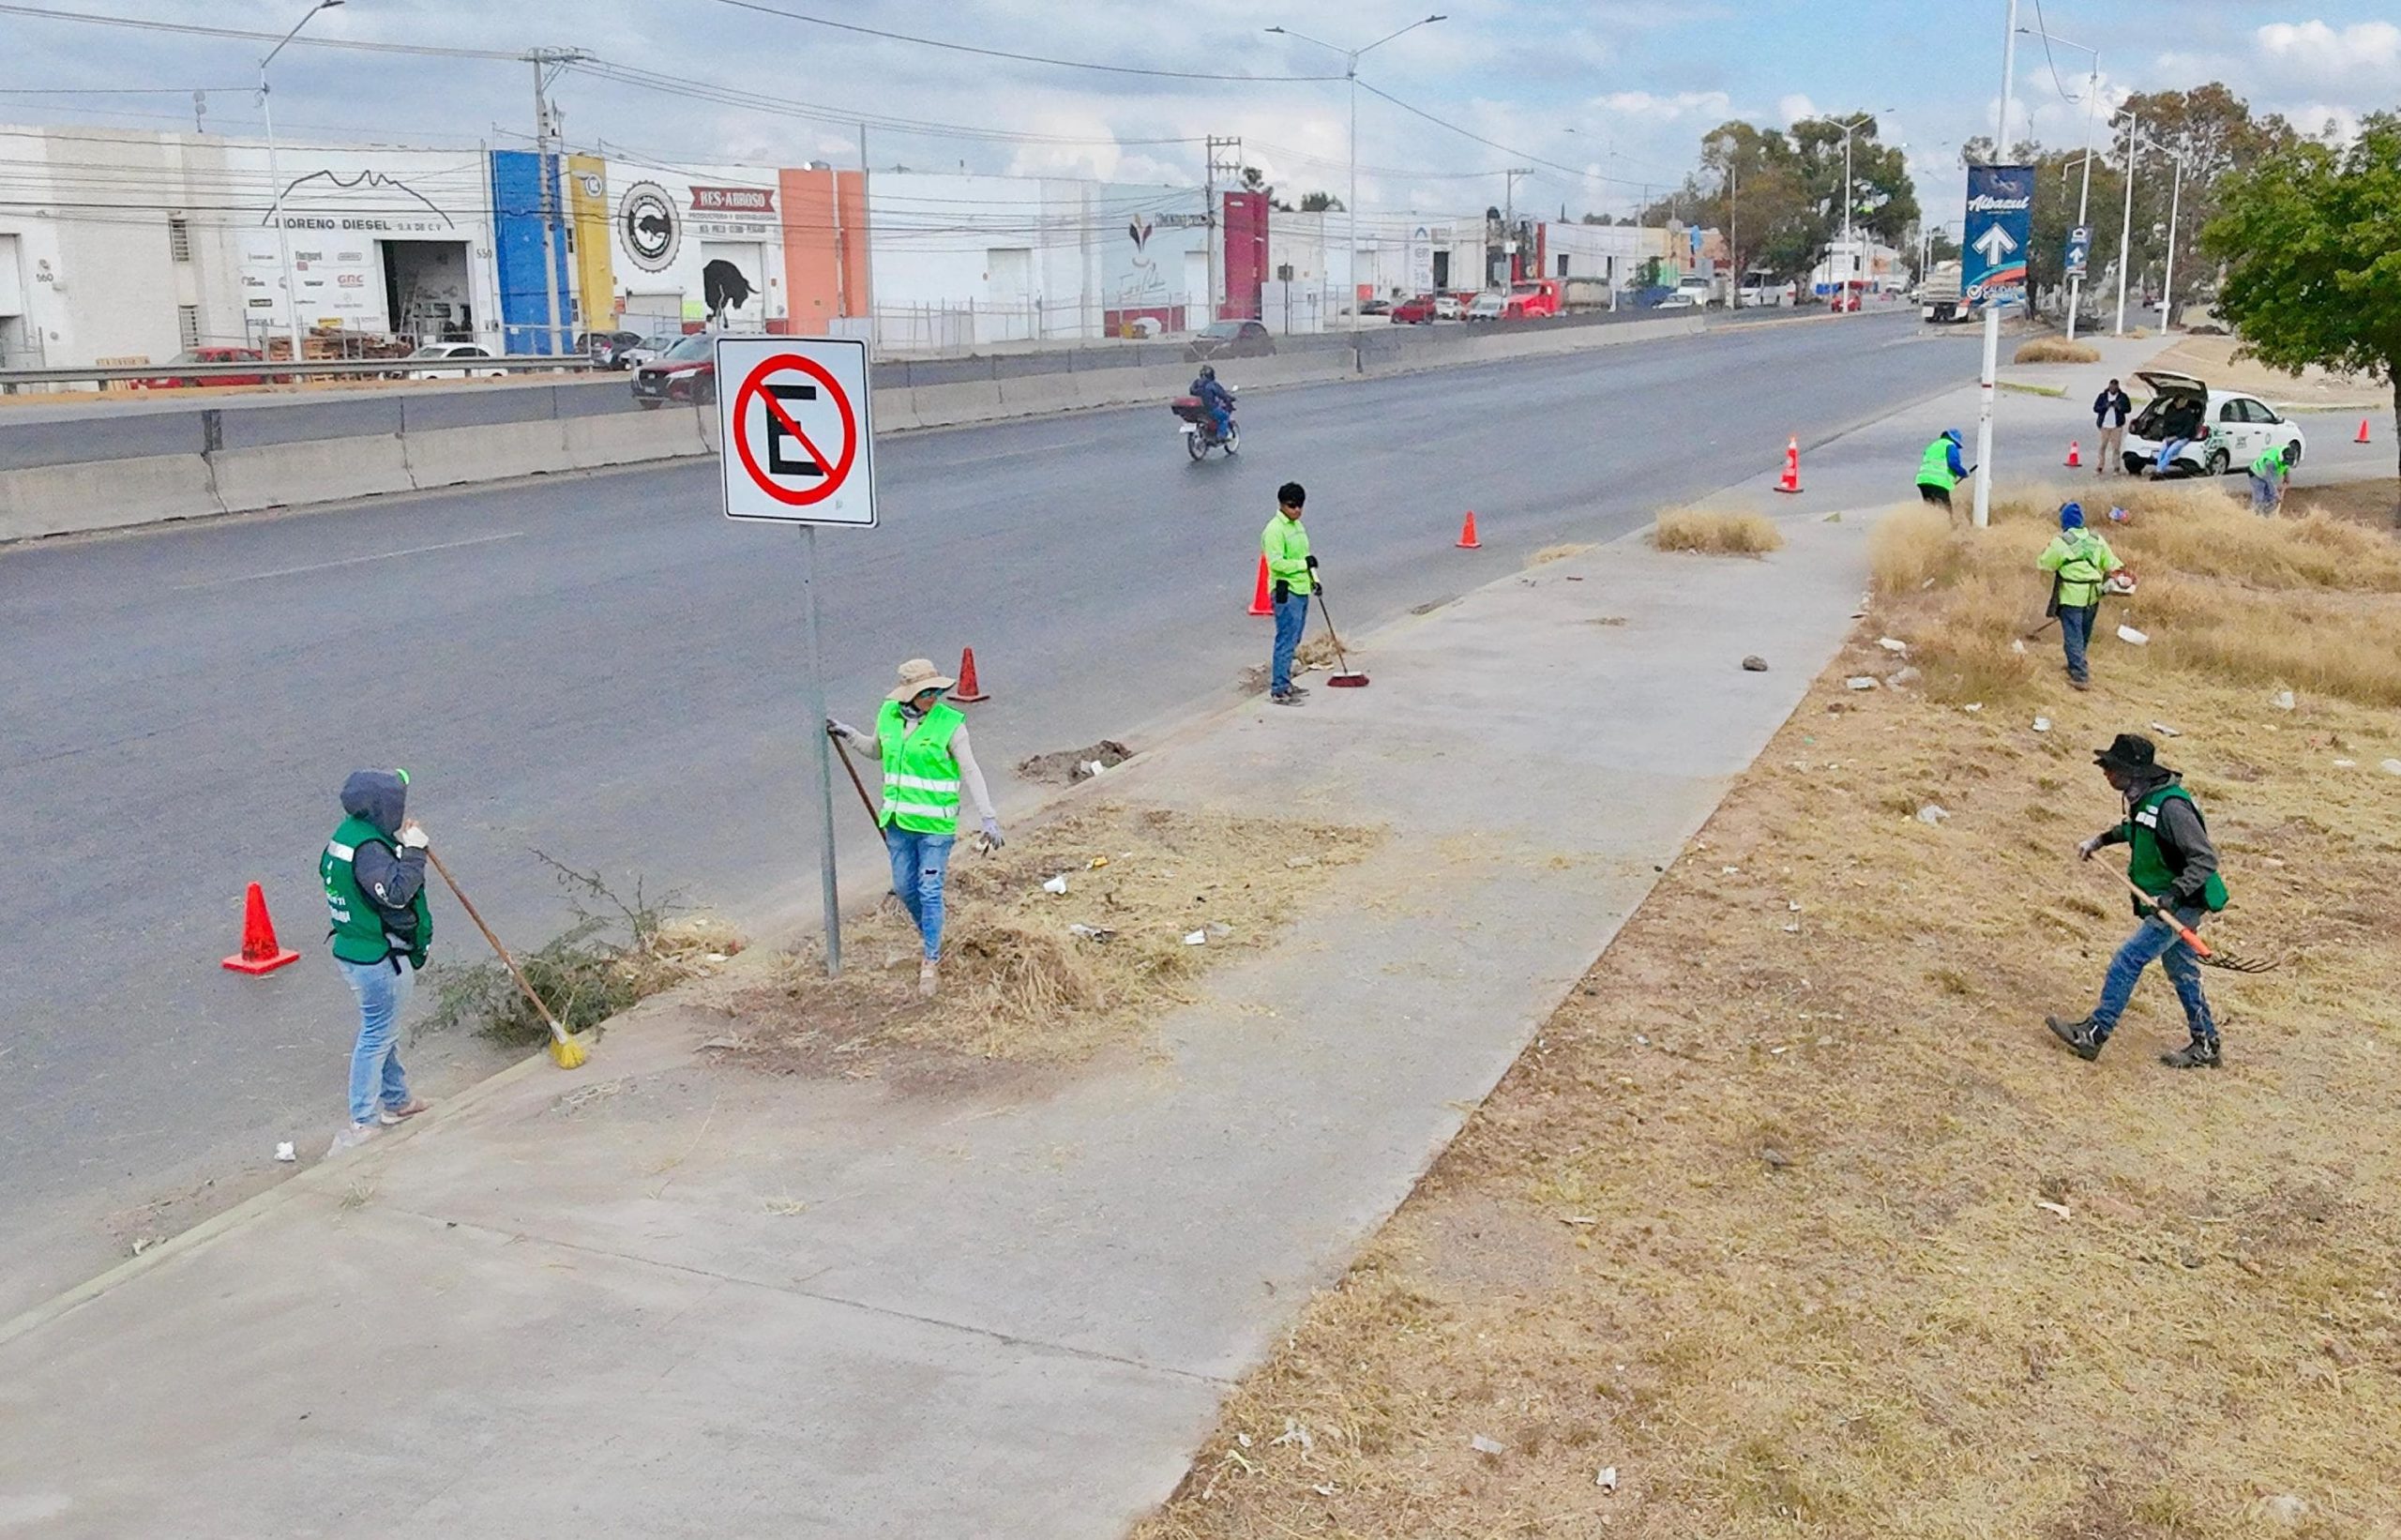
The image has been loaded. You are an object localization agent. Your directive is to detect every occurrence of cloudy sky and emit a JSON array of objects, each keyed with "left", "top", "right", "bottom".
[{"left": 6, "top": 0, "right": 2397, "bottom": 226}]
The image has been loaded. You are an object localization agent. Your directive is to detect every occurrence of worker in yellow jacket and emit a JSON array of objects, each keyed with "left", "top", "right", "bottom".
[
  {"left": 1261, "top": 480, "right": 1316, "bottom": 705},
  {"left": 2035, "top": 501, "right": 2125, "bottom": 691}
]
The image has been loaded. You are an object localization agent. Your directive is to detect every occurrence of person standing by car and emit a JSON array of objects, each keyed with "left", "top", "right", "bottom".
[
  {"left": 2092, "top": 379, "right": 2132, "bottom": 476},
  {"left": 320, "top": 768, "right": 433, "bottom": 1150},
  {"left": 2036, "top": 501, "right": 2124, "bottom": 692},
  {"left": 2047, "top": 732, "right": 2228, "bottom": 1070},
  {"left": 1261, "top": 482, "right": 1315, "bottom": 706},
  {"left": 827, "top": 659, "right": 1004, "bottom": 1000},
  {"left": 2248, "top": 441, "right": 2296, "bottom": 516},
  {"left": 1914, "top": 430, "right": 1968, "bottom": 515}
]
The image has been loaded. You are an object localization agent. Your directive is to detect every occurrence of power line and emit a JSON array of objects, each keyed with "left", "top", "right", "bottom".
[
  {"left": 698, "top": 0, "right": 1344, "bottom": 83},
  {"left": 0, "top": 2, "right": 525, "bottom": 59},
  {"left": 1353, "top": 81, "right": 1655, "bottom": 192}
]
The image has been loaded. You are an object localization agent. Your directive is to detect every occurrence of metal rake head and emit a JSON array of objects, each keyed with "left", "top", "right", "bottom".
[{"left": 2197, "top": 946, "right": 2283, "bottom": 974}]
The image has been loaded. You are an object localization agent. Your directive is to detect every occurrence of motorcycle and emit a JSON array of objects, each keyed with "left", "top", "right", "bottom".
[{"left": 1170, "top": 385, "right": 1239, "bottom": 460}]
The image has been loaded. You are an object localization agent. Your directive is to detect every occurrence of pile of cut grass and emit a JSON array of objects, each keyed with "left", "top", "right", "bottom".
[
  {"left": 2013, "top": 335, "right": 2102, "bottom": 364},
  {"left": 716, "top": 802, "right": 1379, "bottom": 1067},
  {"left": 1869, "top": 479, "right": 2401, "bottom": 707},
  {"left": 1654, "top": 506, "right": 1783, "bottom": 556},
  {"left": 1528, "top": 541, "right": 1593, "bottom": 566},
  {"left": 1138, "top": 494, "right": 2401, "bottom": 1540}
]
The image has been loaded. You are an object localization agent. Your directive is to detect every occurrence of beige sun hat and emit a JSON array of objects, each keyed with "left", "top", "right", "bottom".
[{"left": 885, "top": 657, "right": 958, "bottom": 701}]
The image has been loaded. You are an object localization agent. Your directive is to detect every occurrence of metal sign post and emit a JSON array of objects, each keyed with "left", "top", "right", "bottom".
[
  {"left": 715, "top": 334, "right": 879, "bottom": 976},
  {"left": 1963, "top": 162, "right": 2034, "bottom": 531}
]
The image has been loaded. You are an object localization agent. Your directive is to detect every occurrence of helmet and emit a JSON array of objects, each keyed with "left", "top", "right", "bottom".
[{"left": 1198, "top": 364, "right": 1216, "bottom": 382}]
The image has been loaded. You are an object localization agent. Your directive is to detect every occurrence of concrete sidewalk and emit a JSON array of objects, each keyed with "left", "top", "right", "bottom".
[{"left": 1, "top": 499, "right": 1876, "bottom": 1537}]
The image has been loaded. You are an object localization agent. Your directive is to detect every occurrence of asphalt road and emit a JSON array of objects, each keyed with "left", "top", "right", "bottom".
[{"left": 0, "top": 311, "right": 1977, "bottom": 1312}]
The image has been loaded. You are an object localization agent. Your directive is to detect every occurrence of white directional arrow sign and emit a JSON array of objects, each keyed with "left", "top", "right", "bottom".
[{"left": 1971, "top": 223, "right": 2019, "bottom": 264}]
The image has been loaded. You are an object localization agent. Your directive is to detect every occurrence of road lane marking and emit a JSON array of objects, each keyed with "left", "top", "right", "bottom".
[{"left": 174, "top": 531, "right": 526, "bottom": 590}]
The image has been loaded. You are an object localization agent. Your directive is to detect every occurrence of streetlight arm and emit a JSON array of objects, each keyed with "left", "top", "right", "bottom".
[
  {"left": 1262, "top": 24, "right": 1345, "bottom": 57},
  {"left": 1359, "top": 13, "right": 1444, "bottom": 57},
  {"left": 262, "top": 0, "right": 340, "bottom": 73}
]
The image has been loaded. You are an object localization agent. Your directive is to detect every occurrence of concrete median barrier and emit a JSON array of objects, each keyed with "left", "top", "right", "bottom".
[
  {"left": 908, "top": 380, "right": 1009, "bottom": 428},
  {"left": 212, "top": 434, "right": 413, "bottom": 514},
  {"left": 0, "top": 452, "right": 220, "bottom": 540},
  {"left": 561, "top": 405, "right": 710, "bottom": 471},
  {"left": 402, "top": 420, "right": 573, "bottom": 491}
]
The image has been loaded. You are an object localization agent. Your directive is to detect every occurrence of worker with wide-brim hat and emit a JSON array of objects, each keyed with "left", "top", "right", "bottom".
[{"left": 827, "top": 657, "right": 1003, "bottom": 998}]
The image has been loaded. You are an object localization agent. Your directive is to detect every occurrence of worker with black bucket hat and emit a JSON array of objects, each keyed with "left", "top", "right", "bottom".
[{"left": 2046, "top": 732, "right": 2228, "bottom": 1069}]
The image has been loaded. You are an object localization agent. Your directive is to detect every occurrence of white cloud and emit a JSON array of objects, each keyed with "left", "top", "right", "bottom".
[
  {"left": 2257, "top": 20, "right": 2401, "bottom": 80},
  {"left": 1778, "top": 94, "right": 1817, "bottom": 127},
  {"left": 1593, "top": 90, "right": 1733, "bottom": 122}
]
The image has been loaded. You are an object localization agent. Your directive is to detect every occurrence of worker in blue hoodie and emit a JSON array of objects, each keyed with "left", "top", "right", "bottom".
[{"left": 320, "top": 768, "right": 433, "bottom": 1148}]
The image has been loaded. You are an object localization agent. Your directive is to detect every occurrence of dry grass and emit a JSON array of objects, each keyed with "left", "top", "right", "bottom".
[
  {"left": 713, "top": 803, "right": 1380, "bottom": 1069},
  {"left": 2014, "top": 335, "right": 2103, "bottom": 364},
  {"left": 1138, "top": 509, "right": 2401, "bottom": 1539},
  {"left": 1868, "top": 480, "right": 2401, "bottom": 709},
  {"left": 1529, "top": 541, "right": 1594, "bottom": 566},
  {"left": 1654, "top": 506, "right": 1785, "bottom": 556}
]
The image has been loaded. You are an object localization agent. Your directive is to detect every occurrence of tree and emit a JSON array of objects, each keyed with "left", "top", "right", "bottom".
[
  {"left": 1695, "top": 119, "right": 1814, "bottom": 282},
  {"left": 2204, "top": 113, "right": 2401, "bottom": 521},
  {"left": 2113, "top": 84, "right": 2297, "bottom": 310},
  {"left": 1238, "top": 165, "right": 1295, "bottom": 213},
  {"left": 1298, "top": 191, "right": 1343, "bottom": 213}
]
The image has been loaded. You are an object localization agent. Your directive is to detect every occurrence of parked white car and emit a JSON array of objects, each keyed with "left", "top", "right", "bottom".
[
  {"left": 405, "top": 343, "right": 506, "bottom": 381},
  {"left": 1465, "top": 291, "right": 1510, "bottom": 321},
  {"left": 2122, "top": 370, "right": 2306, "bottom": 478}
]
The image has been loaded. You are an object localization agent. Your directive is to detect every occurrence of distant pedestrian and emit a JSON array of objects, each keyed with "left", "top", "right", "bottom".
[
  {"left": 2035, "top": 501, "right": 2123, "bottom": 692},
  {"left": 828, "top": 658, "right": 1003, "bottom": 999},
  {"left": 2092, "top": 378, "right": 2132, "bottom": 475},
  {"left": 320, "top": 769, "right": 432, "bottom": 1149},
  {"left": 2248, "top": 442, "right": 2296, "bottom": 516},
  {"left": 1262, "top": 481, "right": 1316, "bottom": 705},
  {"left": 1915, "top": 429, "right": 1967, "bottom": 516},
  {"left": 2047, "top": 733, "right": 2227, "bottom": 1069}
]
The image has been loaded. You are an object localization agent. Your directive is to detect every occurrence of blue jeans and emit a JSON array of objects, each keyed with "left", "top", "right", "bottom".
[
  {"left": 2091, "top": 905, "right": 2216, "bottom": 1042},
  {"left": 1270, "top": 590, "right": 1310, "bottom": 695},
  {"left": 884, "top": 826, "right": 956, "bottom": 959},
  {"left": 2249, "top": 472, "right": 2281, "bottom": 515},
  {"left": 1210, "top": 405, "right": 1232, "bottom": 444},
  {"left": 2059, "top": 602, "right": 2096, "bottom": 682},
  {"left": 340, "top": 957, "right": 415, "bottom": 1125}
]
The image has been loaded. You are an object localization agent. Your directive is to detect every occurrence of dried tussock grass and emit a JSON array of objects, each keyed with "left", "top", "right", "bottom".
[
  {"left": 1528, "top": 541, "right": 1594, "bottom": 566},
  {"left": 1869, "top": 480, "right": 2401, "bottom": 708},
  {"left": 721, "top": 803, "right": 1380, "bottom": 1067},
  {"left": 1654, "top": 506, "right": 1785, "bottom": 556},
  {"left": 2013, "top": 335, "right": 2103, "bottom": 364},
  {"left": 1139, "top": 516, "right": 2401, "bottom": 1539}
]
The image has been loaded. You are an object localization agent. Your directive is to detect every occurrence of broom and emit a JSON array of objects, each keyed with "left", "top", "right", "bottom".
[
  {"left": 425, "top": 848, "right": 589, "bottom": 1067},
  {"left": 1313, "top": 583, "right": 1369, "bottom": 687}
]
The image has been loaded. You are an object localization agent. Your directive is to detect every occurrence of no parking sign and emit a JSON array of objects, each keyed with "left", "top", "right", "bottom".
[{"left": 715, "top": 335, "right": 877, "bottom": 525}]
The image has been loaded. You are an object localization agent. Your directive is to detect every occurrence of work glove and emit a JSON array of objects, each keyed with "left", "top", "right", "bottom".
[
  {"left": 399, "top": 823, "right": 430, "bottom": 851},
  {"left": 980, "top": 817, "right": 1005, "bottom": 851},
  {"left": 2076, "top": 835, "right": 2102, "bottom": 861},
  {"left": 825, "top": 717, "right": 861, "bottom": 746},
  {"left": 1273, "top": 580, "right": 1290, "bottom": 602},
  {"left": 1304, "top": 554, "right": 1319, "bottom": 570}
]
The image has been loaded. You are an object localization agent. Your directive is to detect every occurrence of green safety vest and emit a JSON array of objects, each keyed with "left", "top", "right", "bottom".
[
  {"left": 876, "top": 699, "right": 965, "bottom": 834},
  {"left": 1261, "top": 513, "right": 1313, "bottom": 594},
  {"left": 320, "top": 814, "right": 432, "bottom": 967},
  {"left": 1916, "top": 437, "right": 1957, "bottom": 491},
  {"left": 2041, "top": 529, "right": 2115, "bottom": 609},
  {"left": 2123, "top": 785, "right": 2229, "bottom": 912},
  {"left": 2250, "top": 447, "right": 2288, "bottom": 480}
]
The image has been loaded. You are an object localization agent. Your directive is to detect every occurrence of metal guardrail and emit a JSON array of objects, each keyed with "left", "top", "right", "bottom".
[{"left": 0, "top": 355, "right": 601, "bottom": 388}]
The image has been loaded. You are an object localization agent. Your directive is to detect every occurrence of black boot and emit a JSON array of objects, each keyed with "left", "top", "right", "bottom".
[
  {"left": 2046, "top": 1015, "right": 2105, "bottom": 1061},
  {"left": 2159, "top": 1035, "right": 2222, "bottom": 1069}
]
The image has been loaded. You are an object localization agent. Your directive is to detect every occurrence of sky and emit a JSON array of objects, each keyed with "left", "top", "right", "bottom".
[{"left": 4, "top": 0, "right": 2397, "bottom": 229}]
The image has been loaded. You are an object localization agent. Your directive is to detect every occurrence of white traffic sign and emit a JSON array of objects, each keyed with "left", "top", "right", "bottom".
[
  {"left": 715, "top": 335, "right": 877, "bottom": 526},
  {"left": 1970, "top": 223, "right": 2018, "bottom": 264}
]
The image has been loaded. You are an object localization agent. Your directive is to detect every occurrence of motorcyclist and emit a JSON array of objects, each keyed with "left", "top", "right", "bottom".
[{"left": 1190, "top": 364, "right": 1235, "bottom": 444}]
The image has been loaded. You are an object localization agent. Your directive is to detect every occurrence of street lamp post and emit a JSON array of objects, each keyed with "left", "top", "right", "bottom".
[
  {"left": 2016, "top": 25, "right": 2100, "bottom": 339},
  {"left": 2114, "top": 111, "right": 2138, "bottom": 336},
  {"left": 260, "top": 0, "right": 345, "bottom": 366},
  {"left": 1266, "top": 14, "right": 1446, "bottom": 330},
  {"left": 1830, "top": 111, "right": 1892, "bottom": 311}
]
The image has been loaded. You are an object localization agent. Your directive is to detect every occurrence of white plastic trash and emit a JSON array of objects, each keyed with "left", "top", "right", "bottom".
[
  {"left": 1876, "top": 637, "right": 1909, "bottom": 653},
  {"left": 274, "top": 1141, "right": 296, "bottom": 1163},
  {"left": 2116, "top": 624, "right": 2149, "bottom": 645},
  {"left": 2033, "top": 717, "right": 2052, "bottom": 733},
  {"left": 1041, "top": 874, "right": 1069, "bottom": 895},
  {"left": 1183, "top": 929, "right": 1206, "bottom": 945}
]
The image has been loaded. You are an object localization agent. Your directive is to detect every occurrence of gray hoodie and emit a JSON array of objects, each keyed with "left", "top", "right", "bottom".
[{"left": 340, "top": 769, "right": 427, "bottom": 923}]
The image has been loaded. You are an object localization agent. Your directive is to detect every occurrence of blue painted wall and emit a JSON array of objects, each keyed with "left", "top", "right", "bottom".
[{"left": 490, "top": 150, "right": 574, "bottom": 355}]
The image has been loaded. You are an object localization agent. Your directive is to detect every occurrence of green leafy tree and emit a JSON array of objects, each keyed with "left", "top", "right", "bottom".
[
  {"left": 2204, "top": 113, "right": 2401, "bottom": 521},
  {"left": 1693, "top": 119, "right": 1820, "bottom": 283},
  {"left": 1298, "top": 191, "right": 1343, "bottom": 213}
]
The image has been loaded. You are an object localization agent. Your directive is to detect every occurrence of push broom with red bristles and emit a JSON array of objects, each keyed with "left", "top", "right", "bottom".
[{"left": 1314, "top": 582, "right": 1369, "bottom": 687}]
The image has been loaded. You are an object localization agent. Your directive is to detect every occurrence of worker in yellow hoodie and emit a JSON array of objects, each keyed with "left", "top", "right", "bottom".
[{"left": 2035, "top": 501, "right": 2124, "bottom": 691}]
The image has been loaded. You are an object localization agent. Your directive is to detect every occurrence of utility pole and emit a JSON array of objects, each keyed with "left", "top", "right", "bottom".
[
  {"left": 2114, "top": 112, "right": 2138, "bottom": 336},
  {"left": 192, "top": 90, "right": 206, "bottom": 134},
  {"left": 2157, "top": 141, "right": 2183, "bottom": 333},
  {"left": 524, "top": 48, "right": 591, "bottom": 357},
  {"left": 262, "top": 0, "right": 343, "bottom": 367},
  {"left": 1971, "top": 0, "right": 2020, "bottom": 532},
  {"left": 856, "top": 122, "right": 872, "bottom": 345},
  {"left": 1204, "top": 135, "right": 1242, "bottom": 325},
  {"left": 1503, "top": 166, "right": 1531, "bottom": 283}
]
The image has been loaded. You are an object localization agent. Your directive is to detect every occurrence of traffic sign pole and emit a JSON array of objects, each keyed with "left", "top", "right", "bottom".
[
  {"left": 713, "top": 334, "right": 880, "bottom": 980},
  {"left": 1974, "top": 0, "right": 2021, "bottom": 531}
]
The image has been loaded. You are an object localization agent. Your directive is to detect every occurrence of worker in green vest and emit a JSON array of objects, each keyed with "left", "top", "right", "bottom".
[
  {"left": 828, "top": 657, "right": 1003, "bottom": 998},
  {"left": 320, "top": 768, "right": 433, "bottom": 1148},
  {"left": 2047, "top": 733, "right": 2227, "bottom": 1069},
  {"left": 2248, "top": 441, "right": 2296, "bottom": 516},
  {"left": 2034, "top": 501, "right": 2124, "bottom": 691},
  {"left": 1913, "top": 429, "right": 1967, "bottom": 514},
  {"left": 1261, "top": 480, "right": 1315, "bottom": 705}
]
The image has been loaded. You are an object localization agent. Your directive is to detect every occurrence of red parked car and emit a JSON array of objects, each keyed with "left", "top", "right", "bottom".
[
  {"left": 133, "top": 346, "right": 269, "bottom": 388},
  {"left": 630, "top": 332, "right": 717, "bottom": 408}
]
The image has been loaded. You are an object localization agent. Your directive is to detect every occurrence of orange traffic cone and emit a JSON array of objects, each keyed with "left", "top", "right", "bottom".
[
  {"left": 222, "top": 882, "right": 301, "bottom": 975},
  {"left": 1248, "top": 552, "right": 1275, "bottom": 615},
  {"left": 1455, "top": 510, "right": 1482, "bottom": 549},
  {"left": 1774, "top": 436, "right": 1802, "bottom": 493},
  {"left": 2358, "top": 417, "right": 2373, "bottom": 445},
  {"left": 951, "top": 647, "right": 989, "bottom": 703},
  {"left": 2065, "top": 439, "right": 2082, "bottom": 468}
]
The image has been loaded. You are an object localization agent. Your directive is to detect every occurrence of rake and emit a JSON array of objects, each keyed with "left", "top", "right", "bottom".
[{"left": 2108, "top": 869, "right": 2282, "bottom": 974}]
